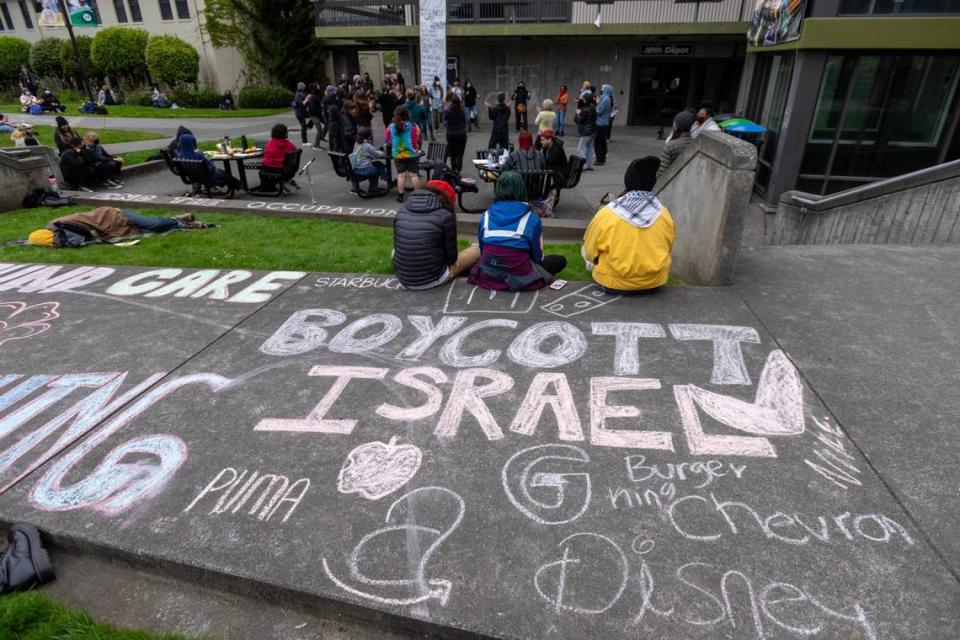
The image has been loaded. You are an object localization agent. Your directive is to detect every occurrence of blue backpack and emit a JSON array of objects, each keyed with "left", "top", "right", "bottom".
[{"left": 28, "top": 104, "right": 43, "bottom": 115}]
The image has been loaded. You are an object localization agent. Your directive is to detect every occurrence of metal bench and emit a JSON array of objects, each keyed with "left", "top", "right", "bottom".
[
  {"left": 328, "top": 151, "right": 389, "bottom": 199},
  {"left": 248, "top": 149, "right": 303, "bottom": 196},
  {"left": 551, "top": 154, "right": 585, "bottom": 213},
  {"left": 162, "top": 149, "right": 235, "bottom": 199}
]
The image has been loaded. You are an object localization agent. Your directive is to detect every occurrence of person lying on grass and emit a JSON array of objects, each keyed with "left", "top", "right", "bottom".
[{"left": 26, "top": 207, "right": 213, "bottom": 248}]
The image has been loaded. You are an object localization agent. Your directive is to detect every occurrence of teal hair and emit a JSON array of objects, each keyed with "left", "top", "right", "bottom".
[{"left": 494, "top": 170, "right": 528, "bottom": 202}]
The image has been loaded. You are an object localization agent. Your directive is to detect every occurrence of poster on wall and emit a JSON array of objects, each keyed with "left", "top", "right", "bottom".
[
  {"left": 419, "top": 0, "right": 446, "bottom": 87},
  {"left": 746, "top": 0, "right": 806, "bottom": 47},
  {"left": 37, "top": 0, "right": 100, "bottom": 28}
]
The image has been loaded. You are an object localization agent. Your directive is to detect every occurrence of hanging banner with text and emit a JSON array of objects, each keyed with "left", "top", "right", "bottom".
[{"left": 419, "top": 0, "right": 447, "bottom": 86}]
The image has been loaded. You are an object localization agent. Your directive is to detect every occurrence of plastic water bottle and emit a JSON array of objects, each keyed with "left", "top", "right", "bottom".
[
  {"left": 222, "top": 136, "right": 230, "bottom": 154},
  {"left": 241, "top": 135, "right": 248, "bottom": 151},
  {"left": 47, "top": 175, "right": 60, "bottom": 195}
]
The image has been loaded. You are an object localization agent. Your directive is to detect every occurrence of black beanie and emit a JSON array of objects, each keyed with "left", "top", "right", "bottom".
[
  {"left": 55, "top": 116, "right": 68, "bottom": 128},
  {"left": 624, "top": 156, "right": 660, "bottom": 192}
]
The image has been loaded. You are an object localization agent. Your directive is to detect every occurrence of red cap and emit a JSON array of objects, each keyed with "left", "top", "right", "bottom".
[{"left": 426, "top": 180, "right": 457, "bottom": 211}]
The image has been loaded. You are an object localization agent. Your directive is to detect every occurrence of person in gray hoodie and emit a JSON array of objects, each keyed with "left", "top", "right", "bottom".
[
  {"left": 657, "top": 110, "right": 696, "bottom": 179},
  {"left": 595, "top": 84, "right": 614, "bottom": 166}
]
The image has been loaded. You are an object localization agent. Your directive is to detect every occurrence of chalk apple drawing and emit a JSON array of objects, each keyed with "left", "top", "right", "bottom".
[
  {"left": 337, "top": 437, "right": 423, "bottom": 500},
  {"left": 0, "top": 301, "right": 60, "bottom": 347}
]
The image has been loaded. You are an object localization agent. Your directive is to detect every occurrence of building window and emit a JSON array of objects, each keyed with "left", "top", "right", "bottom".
[
  {"left": 840, "top": 0, "right": 960, "bottom": 14},
  {"left": 158, "top": 0, "right": 172, "bottom": 19},
  {"left": 17, "top": 1, "right": 32, "bottom": 28},
  {"left": 128, "top": 0, "right": 142, "bottom": 21},
  {"left": 174, "top": 0, "right": 189, "bottom": 18},
  {"left": 113, "top": 0, "right": 127, "bottom": 22},
  {"left": 798, "top": 53, "right": 960, "bottom": 195},
  {"left": 0, "top": 2, "right": 14, "bottom": 30},
  {"left": 747, "top": 53, "right": 795, "bottom": 193}
]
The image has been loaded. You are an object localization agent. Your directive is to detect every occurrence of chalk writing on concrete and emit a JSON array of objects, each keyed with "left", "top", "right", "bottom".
[
  {"left": 0, "top": 265, "right": 116, "bottom": 293},
  {"left": 105, "top": 269, "right": 305, "bottom": 303},
  {"left": 337, "top": 437, "right": 423, "bottom": 500},
  {"left": 0, "top": 301, "right": 60, "bottom": 347},
  {"left": 541, "top": 284, "right": 620, "bottom": 319},
  {"left": 443, "top": 279, "right": 540, "bottom": 315},
  {"left": 183, "top": 467, "right": 311, "bottom": 523},
  {"left": 804, "top": 415, "right": 863, "bottom": 489},
  {"left": 322, "top": 486, "right": 465, "bottom": 607},
  {"left": 534, "top": 532, "right": 629, "bottom": 614},
  {"left": 502, "top": 444, "right": 591, "bottom": 525},
  {"left": 314, "top": 276, "right": 402, "bottom": 290}
]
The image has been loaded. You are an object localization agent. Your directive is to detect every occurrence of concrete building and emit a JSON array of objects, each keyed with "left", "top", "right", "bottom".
[
  {"left": 0, "top": 0, "right": 243, "bottom": 90},
  {"left": 315, "top": 0, "right": 753, "bottom": 126}
]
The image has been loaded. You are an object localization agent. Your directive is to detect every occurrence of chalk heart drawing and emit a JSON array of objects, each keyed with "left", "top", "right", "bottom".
[
  {"left": 337, "top": 437, "right": 423, "bottom": 500},
  {"left": 0, "top": 301, "right": 60, "bottom": 347}
]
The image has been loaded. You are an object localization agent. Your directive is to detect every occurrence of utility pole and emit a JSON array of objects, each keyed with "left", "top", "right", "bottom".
[{"left": 57, "top": 1, "right": 95, "bottom": 102}]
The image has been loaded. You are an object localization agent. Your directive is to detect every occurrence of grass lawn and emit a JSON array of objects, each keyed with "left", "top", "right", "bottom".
[
  {"left": 0, "top": 591, "right": 197, "bottom": 640},
  {"left": 0, "top": 206, "right": 593, "bottom": 279},
  {"left": 0, "top": 125, "right": 164, "bottom": 149},
  {"left": 1, "top": 104, "right": 287, "bottom": 119}
]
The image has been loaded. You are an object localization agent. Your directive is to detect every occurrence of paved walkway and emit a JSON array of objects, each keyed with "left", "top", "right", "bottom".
[{"left": 0, "top": 243, "right": 957, "bottom": 639}]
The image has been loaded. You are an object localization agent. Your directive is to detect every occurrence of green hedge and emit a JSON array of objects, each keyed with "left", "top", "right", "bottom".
[
  {"left": 124, "top": 89, "right": 153, "bottom": 106},
  {"left": 145, "top": 35, "right": 199, "bottom": 86},
  {"left": 0, "top": 37, "right": 31, "bottom": 87},
  {"left": 60, "top": 35, "right": 100, "bottom": 79},
  {"left": 170, "top": 86, "right": 221, "bottom": 108},
  {"left": 238, "top": 84, "right": 290, "bottom": 109},
  {"left": 91, "top": 27, "right": 148, "bottom": 79},
  {"left": 30, "top": 38, "right": 65, "bottom": 80}
]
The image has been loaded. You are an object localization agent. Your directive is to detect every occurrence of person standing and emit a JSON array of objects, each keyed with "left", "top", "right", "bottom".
[
  {"left": 385, "top": 106, "right": 423, "bottom": 203},
  {"left": 535, "top": 99, "right": 557, "bottom": 134},
  {"left": 323, "top": 85, "right": 343, "bottom": 151},
  {"left": 657, "top": 110, "right": 695, "bottom": 178},
  {"left": 451, "top": 79, "right": 464, "bottom": 103},
  {"left": 575, "top": 91, "right": 597, "bottom": 170},
  {"left": 307, "top": 84, "right": 328, "bottom": 146},
  {"left": 484, "top": 92, "right": 512, "bottom": 151},
  {"left": 378, "top": 85, "right": 399, "bottom": 131},
  {"left": 340, "top": 101, "right": 359, "bottom": 155},
  {"left": 512, "top": 81, "right": 529, "bottom": 131},
  {"left": 429, "top": 76, "right": 445, "bottom": 132},
  {"left": 463, "top": 80, "right": 479, "bottom": 131},
  {"left": 691, "top": 102, "right": 721, "bottom": 139},
  {"left": 292, "top": 82, "right": 310, "bottom": 145},
  {"left": 443, "top": 96, "right": 467, "bottom": 173},
  {"left": 594, "top": 84, "right": 614, "bottom": 166},
  {"left": 555, "top": 85, "right": 569, "bottom": 136}
]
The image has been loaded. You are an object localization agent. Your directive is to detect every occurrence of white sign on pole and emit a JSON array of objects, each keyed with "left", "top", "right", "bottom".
[{"left": 419, "top": 0, "right": 447, "bottom": 87}]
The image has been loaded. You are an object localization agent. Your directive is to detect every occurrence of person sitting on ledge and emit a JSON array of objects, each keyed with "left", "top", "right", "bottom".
[
  {"left": 582, "top": 156, "right": 675, "bottom": 294},
  {"left": 392, "top": 180, "right": 480, "bottom": 290},
  {"left": 220, "top": 90, "right": 236, "bottom": 110},
  {"left": 468, "top": 170, "right": 567, "bottom": 291}
]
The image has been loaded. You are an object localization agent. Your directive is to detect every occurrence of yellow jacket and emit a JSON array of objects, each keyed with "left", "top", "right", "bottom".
[{"left": 583, "top": 193, "right": 675, "bottom": 290}]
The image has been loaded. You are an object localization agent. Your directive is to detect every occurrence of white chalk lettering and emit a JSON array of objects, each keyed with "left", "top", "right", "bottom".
[{"left": 669, "top": 324, "right": 761, "bottom": 385}]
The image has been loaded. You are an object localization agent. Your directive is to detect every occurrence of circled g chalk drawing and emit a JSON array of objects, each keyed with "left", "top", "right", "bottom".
[
  {"left": 502, "top": 444, "right": 592, "bottom": 525},
  {"left": 337, "top": 437, "right": 423, "bottom": 500},
  {"left": 322, "top": 486, "right": 465, "bottom": 607}
]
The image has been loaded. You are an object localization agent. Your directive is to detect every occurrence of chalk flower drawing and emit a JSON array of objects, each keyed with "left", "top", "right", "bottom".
[
  {"left": 0, "top": 301, "right": 60, "bottom": 347},
  {"left": 337, "top": 437, "right": 423, "bottom": 500}
]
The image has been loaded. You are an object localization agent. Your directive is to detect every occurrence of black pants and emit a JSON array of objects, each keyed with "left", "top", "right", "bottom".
[
  {"left": 488, "top": 131, "right": 509, "bottom": 151},
  {"left": 296, "top": 115, "right": 309, "bottom": 144},
  {"left": 327, "top": 129, "right": 343, "bottom": 153},
  {"left": 446, "top": 133, "right": 467, "bottom": 172},
  {"left": 595, "top": 125, "right": 610, "bottom": 164},
  {"left": 541, "top": 255, "right": 567, "bottom": 275},
  {"left": 515, "top": 107, "right": 528, "bottom": 131}
]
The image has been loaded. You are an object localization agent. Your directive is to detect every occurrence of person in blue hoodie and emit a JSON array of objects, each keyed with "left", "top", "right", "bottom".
[
  {"left": 594, "top": 84, "right": 614, "bottom": 166},
  {"left": 468, "top": 171, "right": 567, "bottom": 291},
  {"left": 176, "top": 134, "right": 237, "bottom": 189}
]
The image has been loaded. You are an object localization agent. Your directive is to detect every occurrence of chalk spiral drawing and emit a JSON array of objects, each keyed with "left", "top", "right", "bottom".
[
  {"left": 322, "top": 486, "right": 465, "bottom": 607},
  {"left": 502, "top": 444, "right": 592, "bottom": 525},
  {"left": 0, "top": 301, "right": 60, "bottom": 347},
  {"left": 337, "top": 437, "right": 423, "bottom": 500},
  {"left": 534, "top": 532, "right": 629, "bottom": 614},
  {"left": 540, "top": 284, "right": 620, "bottom": 319}
]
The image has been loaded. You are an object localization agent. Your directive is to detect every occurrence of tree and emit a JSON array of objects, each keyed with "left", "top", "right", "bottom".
[
  {"left": 60, "top": 35, "right": 101, "bottom": 82},
  {"left": 30, "top": 38, "right": 65, "bottom": 80},
  {"left": 145, "top": 35, "right": 200, "bottom": 85},
  {"left": 0, "top": 37, "right": 31, "bottom": 89},
  {"left": 203, "top": 0, "right": 324, "bottom": 88},
  {"left": 90, "top": 27, "right": 149, "bottom": 83}
]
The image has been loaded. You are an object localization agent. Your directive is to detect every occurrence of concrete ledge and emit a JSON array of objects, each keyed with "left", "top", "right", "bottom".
[
  {"left": 653, "top": 132, "right": 757, "bottom": 285},
  {"left": 122, "top": 158, "right": 166, "bottom": 179},
  {"left": 68, "top": 192, "right": 588, "bottom": 241},
  {"left": 0, "top": 146, "right": 63, "bottom": 212}
]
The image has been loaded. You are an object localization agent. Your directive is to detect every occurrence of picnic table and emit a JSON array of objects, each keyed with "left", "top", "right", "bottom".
[{"left": 207, "top": 149, "right": 263, "bottom": 192}]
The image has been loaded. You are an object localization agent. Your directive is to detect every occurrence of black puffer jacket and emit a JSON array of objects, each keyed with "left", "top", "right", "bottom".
[
  {"left": 393, "top": 192, "right": 458, "bottom": 288},
  {"left": 575, "top": 104, "right": 597, "bottom": 137}
]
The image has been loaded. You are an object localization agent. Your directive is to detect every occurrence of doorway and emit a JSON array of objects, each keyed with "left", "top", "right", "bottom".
[{"left": 630, "top": 61, "right": 692, "bottom": 126}]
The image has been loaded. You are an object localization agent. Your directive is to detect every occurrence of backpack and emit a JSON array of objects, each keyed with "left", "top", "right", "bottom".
[
  {"left": 28, "top": 104, "right": 43, "bottom": 115},
  {"left": 21, "top": 188, "right": 74, "bottom": 209},
  {"left": 80, "top": 101, "right": 97, "bottom": 114}
]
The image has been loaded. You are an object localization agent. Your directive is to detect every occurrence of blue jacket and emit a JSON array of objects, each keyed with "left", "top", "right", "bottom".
[
  {"left": 478, "top": 200, "right": 543, "bottom": 263},
  {"left": 596, "top": 84, "right": 614, "bottom": 126}
]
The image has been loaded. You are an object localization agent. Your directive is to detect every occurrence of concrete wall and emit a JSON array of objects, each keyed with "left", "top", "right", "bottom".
[
  {"left": 653, "top": 131, "right": 758, "bottom": 285},
  {"left": 0, "top": 146, "right": 63, "bottom": 212},
  {"left": 3, "top": 1, "right": 244, "bottom": 91},
  {"left": 772, "top": 160, "right": 960, "bottom": 245}
]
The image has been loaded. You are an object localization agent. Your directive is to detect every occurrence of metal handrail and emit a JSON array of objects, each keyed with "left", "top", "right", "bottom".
[
  {"left": 788, "top": 159, "right": 960, "bottom": 211},
  {"left": 315, "top": 0, "right": 572, "bottom": 26}
]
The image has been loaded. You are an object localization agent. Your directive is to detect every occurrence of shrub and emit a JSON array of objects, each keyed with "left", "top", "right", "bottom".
[
  {"left": 0, "top": 37, "right": 31, "bottom": 88},
  {"left": 145, "top": 35, "right": 199, "bottom": 86},
  {"left": 91, "top": 27, "right": 148, "bottom": 79},
  {"left": 170, "top": 86, "right": 221, "bottom": 108},
  {"left": 30, "top": 38, "right": 65, "bottom": 80},
  {"left": 238, "top": 84, "right": 290, "bottom": 109},
  {"left": 124, "top": 89, "right": 153, "bottom": 106},
  {"left": 60, "top": 35, "right": 100, "bottom": 79}
]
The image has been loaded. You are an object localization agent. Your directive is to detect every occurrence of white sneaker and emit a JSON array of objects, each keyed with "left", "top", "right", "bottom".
[
  {"left": 303, "top": 142, "right": 312, "bottom": 147},
  {"left": 79, "top": 186, "right": 94, "bottom": 193}
]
